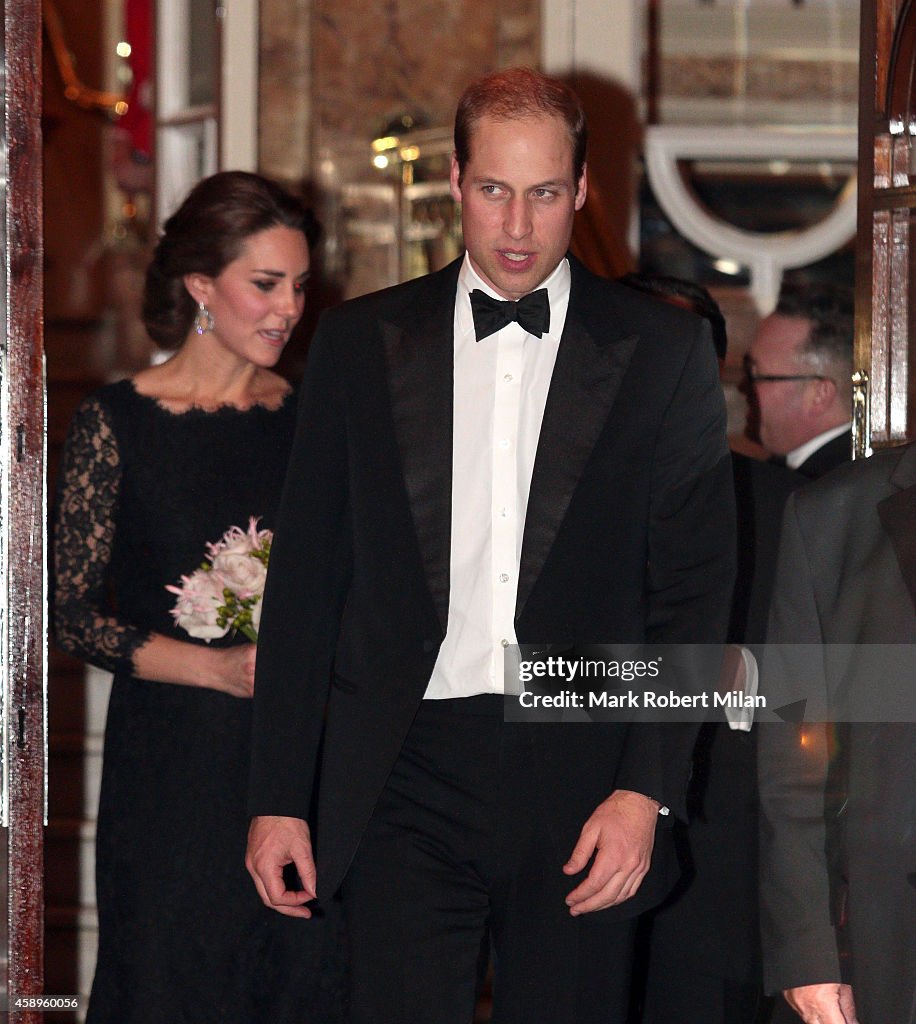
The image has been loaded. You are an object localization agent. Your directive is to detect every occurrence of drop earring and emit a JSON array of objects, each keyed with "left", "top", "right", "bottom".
[{"left": 194, "top": 301, "right": 215, "bottom": 335}]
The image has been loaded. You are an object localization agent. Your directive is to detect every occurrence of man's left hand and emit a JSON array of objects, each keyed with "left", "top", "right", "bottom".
[{"left": 563, "top": 789, "right": 659, "bottom": 915}]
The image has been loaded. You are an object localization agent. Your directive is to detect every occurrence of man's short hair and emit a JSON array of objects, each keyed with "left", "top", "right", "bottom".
[
  {"left": 618, "top": 272, "right": 728, "bottom": 361},
  {"left": 775, "top": 282, "right": 854, "bottom": 393},
  {"left": 453, "top": 67, "right": 587, "bottom": 185}
]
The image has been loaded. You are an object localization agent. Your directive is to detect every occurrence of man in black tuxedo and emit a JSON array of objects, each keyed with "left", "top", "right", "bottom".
[
  {"left": 246, "top": 68, "right": 735, "bottom": 1023},
  {"left": 759, "top": 445, "right": 916, "bottom": 1024},
  {"left": 742, "top": 282, "right": 853, "bottom": 478}
]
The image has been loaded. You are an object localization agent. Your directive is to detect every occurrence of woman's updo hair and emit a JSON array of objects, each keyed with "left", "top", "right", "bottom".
[{"left": 142, "top": 171, "right": 320, "bottom": 349}]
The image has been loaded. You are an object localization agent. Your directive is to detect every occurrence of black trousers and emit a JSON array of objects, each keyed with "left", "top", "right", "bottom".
[
  {"left": 635, "top": 724, "right": 765, "bottom": 1024},
  {"left": 342, "top": 696, "right": 637, "bottom": 1024}
]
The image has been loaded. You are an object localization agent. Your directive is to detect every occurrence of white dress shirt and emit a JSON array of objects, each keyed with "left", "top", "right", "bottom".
[
  {"left": 424, "top": 255, "right": 571, "bottom": 699},
  {"left": 723, "top": 646, "right": 759, "bottom": 732}
]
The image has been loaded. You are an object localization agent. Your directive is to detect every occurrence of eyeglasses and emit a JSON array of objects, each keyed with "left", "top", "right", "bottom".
[{"left": 742, "top": 355, "right": 830, "bottom": 386}]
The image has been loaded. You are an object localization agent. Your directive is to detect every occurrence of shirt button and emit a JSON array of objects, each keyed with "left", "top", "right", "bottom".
[
  {"left": 499, "top": 507, "right": 509, "bottom": 518},
  {"left": 499, "top": 573, "right": 510, "bottom": 583},
  {"left": 504, "top": 373, "right": 514, "bottom": 382},
  {"left": 499, "top": 439, "right": 510, "bottom": 449},
  {"left": 501, "top": 639, "right": 510, "bottom": 647}
]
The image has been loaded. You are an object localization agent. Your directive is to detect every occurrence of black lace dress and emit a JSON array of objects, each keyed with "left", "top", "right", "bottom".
[{"left": 53, "top": 379, "right": 346, "bottom": 1024}]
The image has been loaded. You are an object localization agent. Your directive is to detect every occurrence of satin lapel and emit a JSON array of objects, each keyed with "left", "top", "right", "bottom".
[
  {"left": 516, "top": 309, "right": 638, "bottom": 618},
  {"left": 878, "top": 444, "right": 916, "bottom": 617},
  {"left": 381, "top": 274, "right": 457, "bottom": 633}
]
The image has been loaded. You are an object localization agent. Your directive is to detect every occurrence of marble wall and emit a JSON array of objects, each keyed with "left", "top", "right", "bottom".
[
  {"left": 259, "top": 0, "right": 313, "bottom": 184},
  {"left": 311, "top": 0, "right": 539, "bottom": 144},
  {"left": 259, "top": 0, "right": 540, "bottom": 298}
]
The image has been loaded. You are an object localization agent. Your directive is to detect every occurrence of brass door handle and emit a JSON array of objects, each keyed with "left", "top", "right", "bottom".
[{"left": 852, "top": 369, "right": 872, "bottom": 460}]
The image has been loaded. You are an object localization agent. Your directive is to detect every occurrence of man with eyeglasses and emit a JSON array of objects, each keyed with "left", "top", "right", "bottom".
[{"left": 742, "top": 282, "right": 854, "bottom": 479}]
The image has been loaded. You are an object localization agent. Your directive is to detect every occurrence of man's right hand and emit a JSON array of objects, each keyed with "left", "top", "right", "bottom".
[
  {"left": 784, "top": 983, "right": 859, "bottom": 1023},
  {"left": 246, "top": 815, "right": 317, "bottom": 919}
]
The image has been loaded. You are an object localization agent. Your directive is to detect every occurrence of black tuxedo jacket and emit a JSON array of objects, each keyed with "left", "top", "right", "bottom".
[
  {"left": 729, "top": 453, "right": 807, "bottom": 645},
  {"left": 759, "top": 443, "right": 916, "bottom": 1022},
  {"left": 795, "top": 429, "right": 852, "bottom": 479},
  {"left": 249, "top": 255, "right": 736, "bottom": 908}
]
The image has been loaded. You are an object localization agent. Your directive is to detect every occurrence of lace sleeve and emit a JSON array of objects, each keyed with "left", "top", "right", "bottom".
[{"left": 52, "top": 394, "right": 151, "bottom": 674}]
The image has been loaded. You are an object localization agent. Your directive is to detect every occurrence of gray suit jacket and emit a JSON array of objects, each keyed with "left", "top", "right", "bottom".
[{"left": 759, "top": 442, "right": 916, "bottom": 1023}]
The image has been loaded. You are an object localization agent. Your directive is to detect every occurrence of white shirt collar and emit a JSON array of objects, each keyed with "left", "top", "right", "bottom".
[{"left": 786, "top": 422, "right": 852, "bottom": 470}]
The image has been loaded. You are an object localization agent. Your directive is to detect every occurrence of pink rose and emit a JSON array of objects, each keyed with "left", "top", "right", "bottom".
[
  {"left": 168, "top": 519, "right": 272, "bottom": 642},
  {"left": 166, "top": 568, "right": 229, "bottom": 641},
  {"left": 210, "top": 549, "right": 267, "bottom": 599}
]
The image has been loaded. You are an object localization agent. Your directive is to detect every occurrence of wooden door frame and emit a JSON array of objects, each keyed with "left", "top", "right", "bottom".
[
  {"left": 855, "top": 0, "right": 916, "bottom": 452},
  {"left": 3, "top": 0, "right": 46, "bottom": 1019}
]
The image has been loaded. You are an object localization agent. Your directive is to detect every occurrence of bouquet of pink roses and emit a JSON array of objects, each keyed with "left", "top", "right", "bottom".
[{"left": 166, "top": 517, "right": 272, "bottom": 643}]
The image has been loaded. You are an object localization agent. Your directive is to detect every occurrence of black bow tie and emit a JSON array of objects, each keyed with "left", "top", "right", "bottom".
[{"left": 470, "top": 288, "right": 550, "bottom": 341}]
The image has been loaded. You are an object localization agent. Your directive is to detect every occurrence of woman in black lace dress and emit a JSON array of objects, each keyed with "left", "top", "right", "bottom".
[{"left": 53, "top": 172, "right": 345, "bottom": 1023}]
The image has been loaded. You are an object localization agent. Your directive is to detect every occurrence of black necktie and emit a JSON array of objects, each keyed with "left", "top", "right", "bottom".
[{"left": 470, "top": 288, "right": 550, "bottom": 341}]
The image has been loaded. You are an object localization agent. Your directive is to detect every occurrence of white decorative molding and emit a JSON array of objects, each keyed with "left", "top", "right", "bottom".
[{"left": 645, "top": 125, "right": 857, "bottom": 312}]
